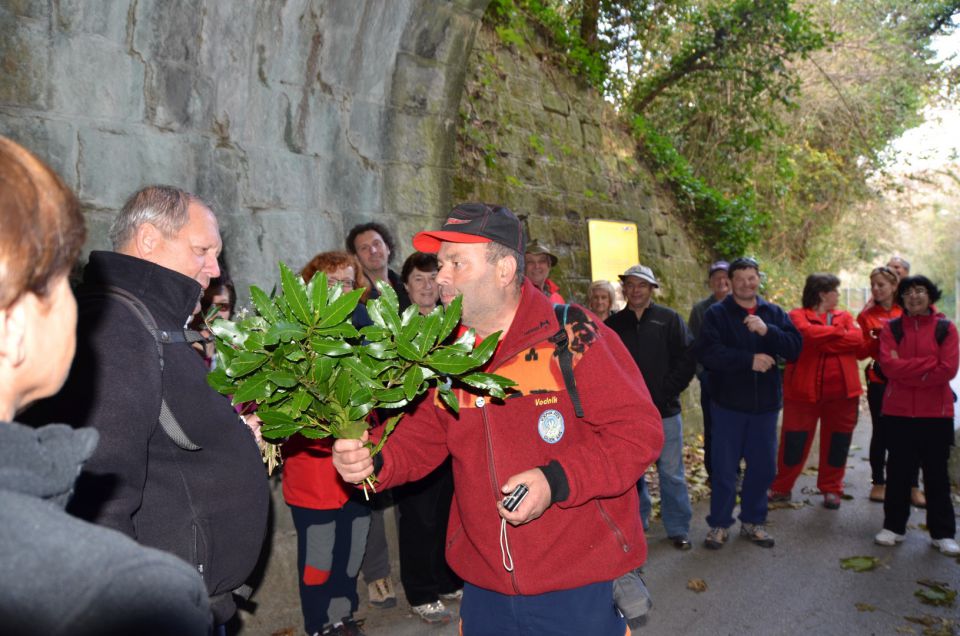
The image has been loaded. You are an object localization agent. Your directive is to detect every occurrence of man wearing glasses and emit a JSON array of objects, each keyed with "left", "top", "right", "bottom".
[{"left": 695, "top": 258, "right": 801, "bottom": 550}]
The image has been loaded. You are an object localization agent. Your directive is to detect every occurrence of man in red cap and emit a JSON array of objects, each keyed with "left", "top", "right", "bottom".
[{"left": 332, "top": 202, "right": 663, "bottom": 635}]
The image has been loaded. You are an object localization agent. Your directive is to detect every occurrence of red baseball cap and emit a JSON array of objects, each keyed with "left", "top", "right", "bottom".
[{"left": 413, "top": 203, "right": 526, "bottom": 253}]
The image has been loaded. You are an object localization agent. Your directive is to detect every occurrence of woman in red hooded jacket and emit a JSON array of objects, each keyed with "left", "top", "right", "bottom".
[
  {"left": 873, "top": 276, "right": 958, "bottom": 556},
  {"left": 769, "top": 273, "right": 863, "bottom": 509}
]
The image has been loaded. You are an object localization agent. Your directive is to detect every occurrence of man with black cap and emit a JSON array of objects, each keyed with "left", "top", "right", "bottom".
[
  {"left": 688, "top": 260, "right": 731, "bottom": 481},
  {"left": 525, "top": 239, "right": 564, "bottom": 303},
  {"left": 332, "top": 203, "right": 663, "bottom": 635},
  {"left": 605, "top": 265, "right": 697, "bottom": 550}
]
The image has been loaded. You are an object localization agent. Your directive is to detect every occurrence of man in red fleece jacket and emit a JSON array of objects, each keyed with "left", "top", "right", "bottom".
[{"left": 333, "top": 202, "right": 663, "bottom": 635}]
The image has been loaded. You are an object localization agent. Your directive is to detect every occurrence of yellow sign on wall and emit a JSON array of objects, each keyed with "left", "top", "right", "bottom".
[{"left": 588, "top": 219, "right": 639, "bottom": 282}]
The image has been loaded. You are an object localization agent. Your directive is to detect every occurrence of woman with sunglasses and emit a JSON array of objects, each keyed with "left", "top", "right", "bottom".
[
  {"left": 873, "top": 276, "right": 958, "bottom": 556},
  {"left": 856, "top": 266, "right": 912, "bottom": 504}
]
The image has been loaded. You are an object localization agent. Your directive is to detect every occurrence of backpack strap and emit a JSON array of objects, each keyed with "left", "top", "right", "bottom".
[
  {"left": 889, "top": 317, "right": 904, "bottom": 344},
  {"left": 549, "top": 304, "right": 584, "bottom": 418},
  {"left": 78, "top": 285, "right": 202, "bottom": 451},
  {"left": 935, "top": 318, "right": 950, "bottom": 344}
]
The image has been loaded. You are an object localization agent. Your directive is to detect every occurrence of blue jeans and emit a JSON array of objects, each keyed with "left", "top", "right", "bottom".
[
  {"left": 460, "top": 581, "right": 625, "bottom": 636},
  {"left": 639, "top": 413, "right": 692, "bottom": 537},
  {"left": 707, "top": 402, "right": 778, "bottom": 528}
]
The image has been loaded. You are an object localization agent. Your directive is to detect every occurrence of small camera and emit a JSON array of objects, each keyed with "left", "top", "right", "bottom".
[{"left": 502, "top": 483, "right": 529, "bottom": 512}]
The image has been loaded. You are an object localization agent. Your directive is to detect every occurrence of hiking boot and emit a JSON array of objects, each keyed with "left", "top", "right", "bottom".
[
  {"left": 874, "top": 528, "right": 905, "bottom": 546},
  {"left": 438, "top": 588, "right": 463, "bottom": 602},
  {"left": 704, "top": 526, "right": 728, "bottom": 550},
  {"left": 931, "top": 537, "right": 960, "bottom": 556},
  {"left": 823, "top": 492, "right": 841, "bottom": 510},
  {"left": 868, "top": 484, "right": 885, "bottom": 502},
  {"left": 367, "top": 577, "right": 396, "bottom": 609},
  {"left": 767, "top": 490, "right": 791, "bottom": 503},
  {"left": 669, "top": 535, "right": 693, "bottom": 551},
  {"left": 911, "top": 487, "right": 926, "bottom": 508},
  {"left": 740, "top": 523, "right": 775, "bottom": 547},
  {"left": 410, "top": 600, "right": 452, "bottom": 624}
]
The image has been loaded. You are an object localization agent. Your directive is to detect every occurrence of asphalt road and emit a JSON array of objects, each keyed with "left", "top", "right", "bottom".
[{"left": 356, "top": 403, "right": 959, "bottom": 636}]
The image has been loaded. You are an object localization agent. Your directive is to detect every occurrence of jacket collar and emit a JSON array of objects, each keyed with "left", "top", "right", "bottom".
[
  {"left": 82, "top": 251, "right": 202, "bottom": 328},
  {"left": 0, "top": 422, "right": 98, "bottom": 508},
  {"left": 489, "top": 278, "right": 558, "bottom": 369},
  {"left": 722, "top": 294, "right": 771, "bottom": 314}
]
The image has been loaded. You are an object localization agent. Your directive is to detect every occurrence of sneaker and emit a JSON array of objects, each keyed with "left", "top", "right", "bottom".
[
  {"left": 740, "top": 523, "right": 775, "bottom": 547},
  {"left": 874, "top": 529, "right": 905, "bottom": 546},
  {"left": 767, "top": 490, "right": 791, "bottom": 503},
  {"left": 931, "top": 537, "right": 960, "bottom": 556},
  {"left": 704, "top": 526, "right": 728, "bottom": 550},
  {"left": 911, "top": 487, "right": 927, "bottom": 508},
  {"left": 410, "top": 600, "right": 452, "bottom": 624},
  {"left": 869, "top": 484, "right": 885, "bottom": 502},
  {"left": 823, "top": 493, "right": 841, "bottom": 510},
  {"left": 438, "top": 588, "right": 463, "bottom": 602},
  {"left": 669, "top": 535, "right": 693, "bottom": 550},
  {"left": 367, "top": 577, "right": 396, "bottom": 609}
]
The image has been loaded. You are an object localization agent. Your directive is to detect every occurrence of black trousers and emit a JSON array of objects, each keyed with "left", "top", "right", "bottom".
[
  {"left": 395, "top": 459, "right": 462, "bottom": 606},
  {"left": 883, "top": 416, "right": 956, "bottom": 539},
  {"left": 867, "top": 381, "right": 919, "bottom": 487}
]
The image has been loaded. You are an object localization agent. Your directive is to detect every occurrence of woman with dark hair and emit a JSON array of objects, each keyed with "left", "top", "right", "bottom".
[
  {"left": 0, "top": 137, "right": 210, "bottom": 634},
  {"left": 874, "top": 276, "right": 958, "bottom": 556},
  {"left": 769, "top": 273, "right": 863, "bottom": 509},
  {"left": 280, "top": 251, "right": 373, "bottom": 636},
  {"left": 856, "top": 266, "right": 914, "bottom": 504},
  {"left": 394, "top": 252, "right": 462, "bottom": 625}
]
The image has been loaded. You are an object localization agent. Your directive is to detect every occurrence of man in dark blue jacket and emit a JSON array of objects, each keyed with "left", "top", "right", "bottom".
[{"left": 695, "top": 258, "right": 801, "bottom": 550}]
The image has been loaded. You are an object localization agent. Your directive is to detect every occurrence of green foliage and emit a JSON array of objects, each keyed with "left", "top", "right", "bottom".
[
  {"left": 208, "top": 264, "right": 516, "bottom": 449},
  {"left": 633, "top": 115, "right": 764, "bottom": 257}
]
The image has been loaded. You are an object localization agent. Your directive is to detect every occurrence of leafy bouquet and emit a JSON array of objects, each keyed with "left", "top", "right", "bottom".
[{"left": 206, "top": 263, "right": 515, "bottom": 490}]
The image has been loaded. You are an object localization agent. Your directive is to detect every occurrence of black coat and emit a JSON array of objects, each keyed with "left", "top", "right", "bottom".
[
  {"left": 23, "top": 251, "right": 269, "bottom": 623},
  {"left": 605, "top": 303, "right": 696, "bottom": 418}
]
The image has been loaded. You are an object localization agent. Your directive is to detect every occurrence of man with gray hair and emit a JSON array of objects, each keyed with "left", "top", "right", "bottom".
[{"left": 24, "top": 185, "right": 269, "bottom": 628}]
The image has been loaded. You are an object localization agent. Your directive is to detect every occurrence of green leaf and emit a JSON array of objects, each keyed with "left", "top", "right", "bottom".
[
  {"left": 268, "top": 370, "right": 299, "bottom": 388},
  {"left": 370, "top": 413, "right": 403, "bottom": 456},
  {"left": 363, "top": 340, "right": 397, "bottom": 360},
  {"left": 298, "top": 426, "right": 331, "bottom": 440},
  {"left": 400, "top": 308, "right": 423, "bottom": 344},
  {"left": 397, "top": 337, "right": 422, "bottom": 362},
  {"left": 210, "top": 318, "right": 246, "bottom": 347},
  {"left": 458, "top": 372, "right": 516, "bottom": 398},
  {"left": 309, "top": 272, "right": 328, "bottom": 313},
  {"left": 839, "top": 556, "right": 880, "bottom": 572},
  {"left": 400, "top": 304, "right": 421, "bottom": 329},
  {"left": 242, "top": 331, "right": 265, "bottom": 352},
  {"left": 337, "top": 419, "right": 369, "bottom": 440},
  {"left": 285, "top": 347, "right": 306, "bottom": 362},
  {"left": 417, "top": 311, "right": 442, "bottom": 357},
  {"left": 437, "top": 295, "right": 462, "bottom": 343},
  {"left": 365, "top": 299, "right": 387, "bottom": 329},
  {"left": 374, "top": 386, "right": 406, "bottom": 403},
  {"left": 267, "top": 321, "right": 307, "bottom": 343},
  {"left": 915, "top": 580, "right": 956, "bottom": 607},
  {"left": 346, "top": 403, "right": 373, "bottom": 422},
  {"left": 453, "top": 327, "right": 476, "bottom": 350},
  {"left": 257, "top": 407, "right": 298, "bottom": 430},
  {"left": 402, "top": 364, "right": 425, "bottom": 401},
  {"left": 425, "top": 350, "right": 480, "bottom": 375},
  {"left": 348, "top": 384, "right": 373, "bottom": 407},
  {"left": 315, "top": 323, "right": 359, "bottom": 339},
  {"left": 288, "top": 387, "right": 313, "bottom": 415},
  {"left": 339, "top": 357, "right": 380, "bottom": 389},
  {"left": 238, "top": 315, "right": 269, "bottom": 332},
  {"left": 376, "top": 280, "right": 399, "bottom": 316},
  {"left": 317, "top": 288, "right": 364, "bottom": 329},
  {"left": 206, "top": 367, "right": 235, "bottom": 394},
  {"left": 359, "top": 325, "right": 391, "bottom": 341},
  {"left": 470, "top": 329, "right": 501, "bottom": 366},
  {"left": 260, "top": 421, "right": 301, "bottom": 440},
  {"left": 249, "top": 285, "right": 278, "bottom": 323},
  {"left": 333, "top": 369, "right": 352, "bottom": 406},
  {"left": 309, "top": 336, "right": 354, "bottom": 357},
  {"left": 280, "top": 262, "right": 313, "bottom": 325},
  {"left": 214, "top": 340, "right": 237, "bottom": 370},
  {"left": 226, "top": 351, "right": 268, "bottom": 378},
  {"left": 233, "top": 370, "right": 275, "bottom": 403},
  {"left": 437, "top": 384, "right": 460, "bottom": 414},
  {"left": 310, "top": 356, "right": 336, "bottom": 386}
]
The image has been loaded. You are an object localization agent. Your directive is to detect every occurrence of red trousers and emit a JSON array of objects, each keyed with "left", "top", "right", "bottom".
[{"left": 770, "top": 396, "right": 859, "bottom": 495}]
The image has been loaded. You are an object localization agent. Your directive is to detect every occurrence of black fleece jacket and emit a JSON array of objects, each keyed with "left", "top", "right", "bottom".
[
  {"left": 23, "top": 251, "right": 269, "bottom": 623},
  {"left": 605, "top": 303, "right": 696, "bottom": 417}
]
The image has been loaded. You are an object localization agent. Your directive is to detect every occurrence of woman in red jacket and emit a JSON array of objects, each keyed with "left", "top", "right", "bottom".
[
  {"left": 856, "top": 266, "right": 910, "bottom": 504},
  {"left": 769, "top": 273, "right": 863, "bottom": 509},
  {"left": 873, "top": 276, "right": 958, "bottom": 556}
]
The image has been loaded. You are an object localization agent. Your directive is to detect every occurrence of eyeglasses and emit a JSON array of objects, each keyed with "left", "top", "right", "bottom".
[
  {"left": 213, "top": 302, "right": 233, "bottom": 312},
  {"left": 902, "top": 287, "right": 928, "bottom": 297},
  {"left": 328, "top": 278, "right": 355, "bottom": 290}
]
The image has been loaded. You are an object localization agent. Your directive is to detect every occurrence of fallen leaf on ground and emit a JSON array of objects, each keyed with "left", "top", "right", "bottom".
[
  {"left": 905, "top": 614, "right": 957, "bottom": 636},
  {"left": 687, "top": 578, "right": 707, "bottom": 593},
  {"left": 895, "top": 627, "right": 916, "bottom": 634},
  {"left": 840, "top": 555, "right": 881, "bottom": 572},
  {"left": 914, "top": 580, "right": 956, "bottom": 607},
  {"left": 802, "top": 466, "right": 819, "bottom": 475},
  {"left": 769, "top": 500, "right": 809, "bottom": 510},
  {"left": 841, "top": 494, "right": 854, "bottom": 500},
  {"left": 855, "top": 602, "right": 875, "bottom": 612}
]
